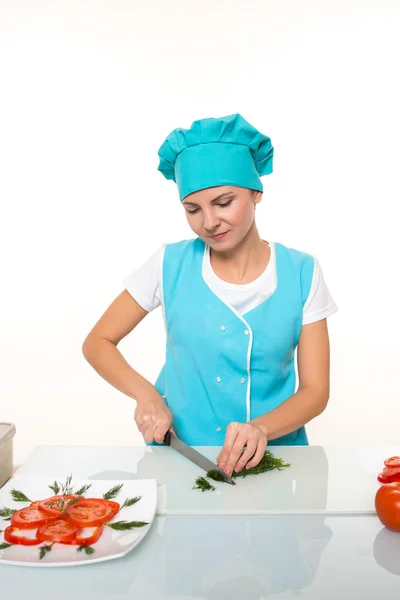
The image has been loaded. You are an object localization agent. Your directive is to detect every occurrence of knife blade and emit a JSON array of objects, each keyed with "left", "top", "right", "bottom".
[{"left": 164, "top": 431, "right": 236, "bottom": 485}]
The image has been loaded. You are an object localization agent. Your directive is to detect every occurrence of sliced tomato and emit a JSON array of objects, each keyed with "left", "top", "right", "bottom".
[
  {"left": 64, "top": 498, "right": 114, "bottom": 527},
  {"left": 378, "top": 467, "right": 400, "bottom": 484},
  {"left": 38, "top": 495, "right": 81, "bottom": 517},
  {"left": 105, "top": 500, "right": 120, "bottom": 515},
  {"left": 384, "top": 456, "right": 400, "bottom": 469},
  {"left": 36, "top": 519, "right": 79, "bottom": 544},
  {"left": 4, "top": 526, "right": 41, "bottom": 546},
  {"left": 75, "top": 525, "right": 104, "bottom": 546},
  {"left": 11, "top": 506, "right": 57, "bottom": 529}
]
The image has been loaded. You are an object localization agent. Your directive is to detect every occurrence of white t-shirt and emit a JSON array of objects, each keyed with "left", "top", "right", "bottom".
[{"left": 123, "top": 242, "right": 338, "bottom": 324}]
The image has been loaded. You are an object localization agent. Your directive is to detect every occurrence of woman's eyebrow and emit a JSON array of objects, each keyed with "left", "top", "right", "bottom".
[{"left": 183, "top": 192, "right": 234, "bottom": 207}]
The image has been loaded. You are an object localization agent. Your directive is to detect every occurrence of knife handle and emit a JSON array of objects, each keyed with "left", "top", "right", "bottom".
[{"left": 164, "top": 431, "right": 172, "bottom": 446}]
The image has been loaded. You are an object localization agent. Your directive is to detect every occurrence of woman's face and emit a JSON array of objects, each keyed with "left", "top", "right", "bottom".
[{"left": 182, "top": 186, "right": 262, "bottom": 251}]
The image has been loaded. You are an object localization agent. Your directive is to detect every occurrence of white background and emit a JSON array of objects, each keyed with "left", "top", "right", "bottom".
[{"left": 1, "top": 0, "right": 399, "bottom": 465}]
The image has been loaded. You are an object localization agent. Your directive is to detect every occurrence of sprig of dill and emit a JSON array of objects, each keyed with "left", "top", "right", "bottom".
[
  {"left": 106, "top": 520, "right": 148, "bottom": 530},
  {"left": 75, "top": 484, "right": 92, "bottom": 496},
  {"left": 103, "top": 484, "right": 124, "bottom": 500},
  {"left": 77, "top": 545, "right": 95, "bottom": 555},
  {"left": 231, "top": 450, "right": 290, "bottom": 478},
  {"left": 0, "top": 507, "right": 17, "bottom": 520},
  {"left": 10, "top": 489, "right": 32, "bottom": 503},
  {"left": 39, "top": 542, "right": 55, "bottom": 560},
  {"left": 121, "top": 496, "right": 141, "bottom": 509},
  {"left": 192, "top": 476, "right": 215, "bottom": 492}
]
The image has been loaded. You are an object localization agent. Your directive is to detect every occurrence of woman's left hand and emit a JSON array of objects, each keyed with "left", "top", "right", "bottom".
[{"left": 216, "top": 422, "right": 268, "bottom": 477}]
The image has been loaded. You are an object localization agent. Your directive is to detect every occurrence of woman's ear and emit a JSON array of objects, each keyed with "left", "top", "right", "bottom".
[{"left": 253, "top": 191, "right": 263, "bottom": 206}]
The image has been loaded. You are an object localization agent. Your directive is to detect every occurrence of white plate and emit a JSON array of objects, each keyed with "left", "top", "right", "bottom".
[{"left": 0, "top": 475, "right": 157, "bottom": 567}]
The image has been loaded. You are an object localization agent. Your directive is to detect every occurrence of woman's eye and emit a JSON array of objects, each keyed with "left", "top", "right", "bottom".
[
  {"left": 187, "top": 208, "right": 200, "bottom": 214},
  {"left": 217, "top": 200, "right": 233, "bottom": 208}
]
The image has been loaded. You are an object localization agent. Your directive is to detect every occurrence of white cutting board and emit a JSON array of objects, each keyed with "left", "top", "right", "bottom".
[{"left": 14, "top": 444, "right": 399, "bottom": 515}]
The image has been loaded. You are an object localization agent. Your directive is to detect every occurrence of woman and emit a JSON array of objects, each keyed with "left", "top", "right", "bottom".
[{"left": 82, "top": 114, "right": 337, "bottom": 477}]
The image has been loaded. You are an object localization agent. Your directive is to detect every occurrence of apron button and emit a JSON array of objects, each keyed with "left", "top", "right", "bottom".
[
  {"left": 244, "top": 329, "right": 249, "bottom": 335},
  {"left": 216, "top": 376, "right": 222, "bottom": 383},
  {"left": 220, "top": 325, "right": 226, "bottom": 331},
  {"left": 216, "top": 426, "right": 222, "bottom": 432},
  {"left": 240, "top": 378, "right": 246, "bottom": 384}
]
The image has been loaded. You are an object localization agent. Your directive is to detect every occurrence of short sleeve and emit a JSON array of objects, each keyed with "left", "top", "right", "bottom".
[
  {"left": 302, "top": 258, "right": 338, "bottom": 325},
  {"left": 123, "top": 245, "right": 166, "bottom": 312}
]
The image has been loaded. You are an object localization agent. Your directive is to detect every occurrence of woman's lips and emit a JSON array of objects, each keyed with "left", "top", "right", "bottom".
[{"left": 210, "top": 231, "right": 229, "bottom": 241}]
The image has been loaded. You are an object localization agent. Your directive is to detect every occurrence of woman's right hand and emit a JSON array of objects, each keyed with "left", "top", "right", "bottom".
[{"left": 134, "top": 392, "right": 173, "bottom": 444}]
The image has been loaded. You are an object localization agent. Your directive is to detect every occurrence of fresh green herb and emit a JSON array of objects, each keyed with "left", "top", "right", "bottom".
[
  {"left": 232, "top": 450, "right": 290, "bottom": 478},
  {"left": 77, "top": 545, "right": 95, "bottom": 555},
  {"left": 193, "top": 476, "right": 216, "bottom": 492},
  {"left": 0, "top": 529, "right": 3, "bottom": 533},
  {"left": 75, "top": 484, "right": 92, "bottom": 496},
  {"left": 39, "top": 542, "right": 55, "bottom": 560},
  {"left": 0, "top": 542, "right": 12, "bottom": 550},
  {"left": 207, "top": 470, "right": 229, "bottom": 483},
  {"left": 106, "top": 520, "right": 148, "bottom": 531},
  {"left": 194, "top": 451, "right": 291, "bottom": 491},
  {"left": 121, "top": 496, "right": 141, "bottom": 509},
  {"left": 0, "top": 507, "right": 17, "bottom": 519},
  {"left": 49, "top": 481, "right": 60, "bottom": 495},
  {"left": 47, "top": 475, "right": 81, "bottom": 515},
  {"left": 103, "top": 484, "right": 124, "bottom": 501},
  {"left": 10, "top": 489, "right": 32, "bottom": 503}
]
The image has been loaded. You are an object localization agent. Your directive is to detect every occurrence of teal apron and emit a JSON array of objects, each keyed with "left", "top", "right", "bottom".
[{"left": 153, "top": 238, "right": 314, "bottom": 445}]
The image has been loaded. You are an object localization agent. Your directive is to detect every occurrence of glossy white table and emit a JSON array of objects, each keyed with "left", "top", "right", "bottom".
[
  {"left": 2, "top": 445, "right": 400, "bottom": 599},
  {"left": 13, "top": 444, "right": 400, "bottom": 514}
]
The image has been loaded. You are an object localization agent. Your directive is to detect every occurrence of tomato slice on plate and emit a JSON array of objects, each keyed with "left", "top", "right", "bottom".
[
  {"left": 36, "top": 520, "right": 79, "bottom": 544},
  {"left": 64, "top": 498, "right": 114, "bottom": 527},
  {"left": 38, "top": 495, "right": 81, "bottom": 517},
  {"left": 384, "top": 456, "right": 400, "bottom": 469},
  {"left": 75, "top": 524, "right": 104, "bottom": 546},
  {"left": 4, "top": 526, "right": 41, "bottom": 546},
  {"left": 11, "top": 506, "right": 57, "bottom": 529},
  {"left": 378, "top": 467, "right": 400, "bottom": 484},
  {"left": 105, "top": 500, "right": 120, "bottom": 516}
]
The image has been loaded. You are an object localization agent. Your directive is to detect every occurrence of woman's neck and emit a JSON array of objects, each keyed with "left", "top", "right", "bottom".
[{"left": 209, "top": 223, "right": 270, "bottom": 284}]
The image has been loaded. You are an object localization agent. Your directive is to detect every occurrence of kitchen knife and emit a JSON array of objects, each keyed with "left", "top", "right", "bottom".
[{"left": 164, "top": 431, "right": 236, "bottom": 485}]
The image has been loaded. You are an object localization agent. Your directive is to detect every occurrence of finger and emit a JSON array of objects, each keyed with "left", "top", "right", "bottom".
[
  {"left": 143, "top": 421, "right": 156, "bottom": 444},
  {"left": 153, "top": 421, "right": 171, "bottom": 444},
  {"left": 233, "top": 438, "right": 258, "bottom": 473},
  {"left": 218, "top": 423, "right": 239, "bottom": 467},
  {"left": 245, "top": 438, "right": 267, "bottom": 470},
  {"left": 223, "top": 432, "right": 249, "bottom": 477}
]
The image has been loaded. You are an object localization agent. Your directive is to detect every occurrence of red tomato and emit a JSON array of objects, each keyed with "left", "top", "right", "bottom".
[
  {"left": 105, "top": 500, "right": 120, "bottom": 516},
  {"left": 377, "top": 467, "right": 400, "bottom": 484},
  {"left": 11, "top": 506, "right": 57, "bottom": 529},
  {"left": 4, "top": 526, "right": 41, "bottom": 546},
  {"left": 75, "top": 525, "right": 104, "bottom": 546},
  {"left": 36, "top": 520, "right": 79, "bottom": 544},
  {"left": 375, "top": 482, "right": 400, "bottom": 532},
  {"left": 64, "top": 499, "right": 114, "bottom": 527},
  {"left": 384, "top": 456, "right": 400, "bottom": 469},
  {"left": 38, "top": 495, "right": 81, "bottom": 517}
]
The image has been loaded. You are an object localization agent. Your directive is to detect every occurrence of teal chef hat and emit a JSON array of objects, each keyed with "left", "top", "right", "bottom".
[{"left": 157, "top": 114, "right": 274, "bottom": 201}]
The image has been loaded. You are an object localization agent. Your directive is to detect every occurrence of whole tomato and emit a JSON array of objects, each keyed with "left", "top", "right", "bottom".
[{"left": 375, "top": 482, "right": 400, "bottom": 532}]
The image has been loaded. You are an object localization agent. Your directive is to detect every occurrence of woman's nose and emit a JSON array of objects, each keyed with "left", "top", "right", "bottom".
[{"left": 203, "top": 211, "right": 220, "bottom": 231}]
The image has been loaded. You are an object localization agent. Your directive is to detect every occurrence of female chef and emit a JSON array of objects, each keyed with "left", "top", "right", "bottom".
[{"left": 82, "top": 114, "right": 337, "bottom": 477}]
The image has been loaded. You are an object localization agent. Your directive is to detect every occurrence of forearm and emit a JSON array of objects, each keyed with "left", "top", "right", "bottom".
[
  {"left": 251, "top": 384, "right": 329, "bottom": 441},
  {"left": 82, "top": 337, "right": 159, "bottom": 403}
]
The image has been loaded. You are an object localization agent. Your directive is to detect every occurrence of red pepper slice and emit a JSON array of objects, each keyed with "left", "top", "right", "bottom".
[{"left": 4, "top": 526, "right": 41, "bottom": 546}]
